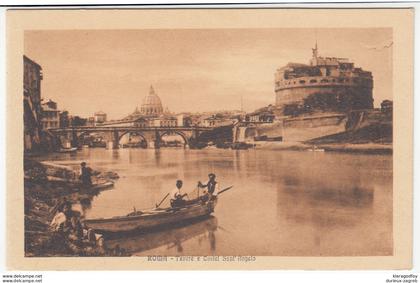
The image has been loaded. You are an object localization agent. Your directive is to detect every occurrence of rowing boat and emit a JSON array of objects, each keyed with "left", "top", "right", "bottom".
[
  {"left": 56, "top": 147, "right": 78, "bottom": 153},
  {"left": 84, "top": 199, "right": 217, "bottom": 233},
  {"left": 43, "top": 175, "right": 114, "bottom": 190}
]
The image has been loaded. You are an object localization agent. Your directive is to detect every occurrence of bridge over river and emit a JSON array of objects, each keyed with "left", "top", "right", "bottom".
[{"left": 48, "top": 125, "right": 215, "bottom": 149}]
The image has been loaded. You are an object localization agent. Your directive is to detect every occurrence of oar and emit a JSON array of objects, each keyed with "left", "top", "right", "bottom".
[
  {"left": 156, "top": 193, "right": 170, "bottom": 208},
  {"left": 217, "top": 225, "right": 230, "bottom": 233},
  {"left": 217, "top": 186, "right": 233, "bottom": 195}
]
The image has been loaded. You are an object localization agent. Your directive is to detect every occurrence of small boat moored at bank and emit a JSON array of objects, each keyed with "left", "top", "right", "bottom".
[
  {"left": 56, "top": 147, "right": 78, "bottom": 153},
  {"left": 306, "top": 146, "right": 325, "bottom": 152}
]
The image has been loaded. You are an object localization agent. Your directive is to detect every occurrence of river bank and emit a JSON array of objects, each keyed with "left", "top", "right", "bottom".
[{"left": 24, "top": 160, "right": 128, "bottom": 257}]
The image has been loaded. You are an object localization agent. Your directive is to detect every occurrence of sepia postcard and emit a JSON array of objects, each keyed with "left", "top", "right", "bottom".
[{"left": 6, "top": 7, "right": 413, "bottom": 270}]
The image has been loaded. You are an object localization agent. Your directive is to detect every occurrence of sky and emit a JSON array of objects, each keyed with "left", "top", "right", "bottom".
[{"left": 24, "top": 28, "right": 392, "bottom": 120}]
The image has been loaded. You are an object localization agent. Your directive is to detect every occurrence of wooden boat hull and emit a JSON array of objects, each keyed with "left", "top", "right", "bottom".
[
  {"left": 306, "top": 148, "right": 325, "bottom": 152},
  {"left": 56, "top": 147, "right": 78, "bottom": 153},
  {"left": 92, "top": 181, "right": 114, "bottom": 190},
  {"left": 105, "top": 216, "right": 218, "bottom": 254},
  {"left": 44, "top": 176, "right": 114, "bottom": 189},
  {"left": 84, "top": 200, "right": 217, "bottom": 233}
]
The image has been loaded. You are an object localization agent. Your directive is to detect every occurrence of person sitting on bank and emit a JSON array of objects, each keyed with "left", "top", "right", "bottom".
[
  {"left": 62, "top": 215, "right": 84, "bottom": 254},
  {"left": 170, "top": 180, "right": 188, "bottom": 208},
  {"left": 198, "top": 173, "right": 219, "bottom": 201},
  {"left": 79, "top": 162, "right": 93, "bottom": 188},
  {"left": 67, "top": 216, "right": 84, "bottom": 243},
  {"left": 50, "top": 210, "right": 67, "bottom": 232}
]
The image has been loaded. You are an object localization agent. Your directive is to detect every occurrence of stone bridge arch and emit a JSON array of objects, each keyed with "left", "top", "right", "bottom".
[
  {"left": 158, "top": 130, "right": 191, "bottom": 147},
  {"left": 78, "top": 130, "right": 114, "bottom": 147},
  {"left": 118, "top": 130, "right": 149, "bottom": 148},
  {"left": 48, "top": 130, "right": 79, "bottom": 148},
  {"left": 76, "top": 131, "right": 94, "bottom": 145}
]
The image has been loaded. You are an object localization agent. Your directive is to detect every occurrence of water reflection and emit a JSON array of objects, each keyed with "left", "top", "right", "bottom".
[
  {"left": 105, "top": 216, "right": 218, "bottom": 256},
  {"left": 281, "top": 185, "right": 374, "bottom": 208},
  {"left": 277, "top": 187, "right": 374, "bottom": 228},
  {"left": 111, "top": 150, "right": 120, "bottom": 160},
  {"left": 40, "top": 148, "right": 393, "bottom": 256}
]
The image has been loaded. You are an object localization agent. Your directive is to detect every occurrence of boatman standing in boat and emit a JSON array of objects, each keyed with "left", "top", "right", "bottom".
[
  {"left": 170, "top": 180, "right": 188, "bottom": 208},
  {"left": 198, "top": 173, "right": 219, "bottom": 201},
  {"left": 80, "top": 162, "right": 93, "bottom": 188}
]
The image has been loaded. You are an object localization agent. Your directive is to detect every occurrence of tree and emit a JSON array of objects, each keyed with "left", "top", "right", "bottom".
[
  {"left": 336, "top": 90, "right": 354, "bottom": 112},
  {"left": 71, "top": 116, "right": 87, "bottom": 127},
  {"left": 283, "top": 103, "right": 301, "bottom": 116},
  {"left": 303, "top": 92, "right": 340, "bottom": 112},
  {"left": 59, "top": 111, "right": 70, "bottom": 128}
]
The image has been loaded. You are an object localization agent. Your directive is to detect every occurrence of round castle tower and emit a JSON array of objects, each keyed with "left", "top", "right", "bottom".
[{"left": 274, "top": 44, "right": 374, "bottom": 112}]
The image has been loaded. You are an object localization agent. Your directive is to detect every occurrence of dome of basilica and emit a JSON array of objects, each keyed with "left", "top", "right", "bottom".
[{"left": 140, "top": 85, "right": 163, "bottom": 116}]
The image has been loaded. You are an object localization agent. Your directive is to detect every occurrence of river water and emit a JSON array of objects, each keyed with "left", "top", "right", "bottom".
[{"left": 44, "top": 147, "right": 393, "bottom": 256}]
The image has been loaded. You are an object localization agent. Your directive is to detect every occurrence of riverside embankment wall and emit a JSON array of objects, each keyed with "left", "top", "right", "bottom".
[
  {"left": 235, "top": 113, "right": 348, "bottom": 142},
  {"left": 232, "top": 109, "right": 392, "bottom": 144},
  {"left": 282, "top": 114, "right": 347, "bottom": 142}
]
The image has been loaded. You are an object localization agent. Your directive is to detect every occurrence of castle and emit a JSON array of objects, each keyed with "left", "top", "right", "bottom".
[{"left": 274, "top": 43, "right": 374, "bottom": 113}]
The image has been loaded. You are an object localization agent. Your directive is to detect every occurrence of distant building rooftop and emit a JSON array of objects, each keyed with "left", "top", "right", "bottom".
[{"left": 41, "top": 105, "right": 59, "bottom": 112}]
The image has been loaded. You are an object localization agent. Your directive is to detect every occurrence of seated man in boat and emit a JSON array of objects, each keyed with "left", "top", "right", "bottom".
[
  {"left": 79, "top": 162, "right": 93, "bottom": 188},
  {"left": 198, "top": 173, "right": 219, "bottom": 202},
  {"left": 170, "top": 180, "right": 188, "bottom": 208}
]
